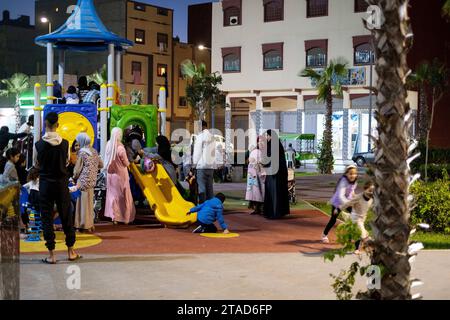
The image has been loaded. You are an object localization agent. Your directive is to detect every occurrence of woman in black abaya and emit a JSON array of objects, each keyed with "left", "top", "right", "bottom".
[{"left": 262, "top": 129, "right": 290, "bottom": 219}]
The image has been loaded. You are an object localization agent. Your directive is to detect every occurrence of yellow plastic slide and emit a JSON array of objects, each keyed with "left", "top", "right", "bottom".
[{"left": 129, "top": 162, "right": 197, "bottom": 228}]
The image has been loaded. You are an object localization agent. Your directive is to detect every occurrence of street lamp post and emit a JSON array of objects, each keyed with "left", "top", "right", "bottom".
[
  {"left": 197, "top": 44, "right": 214, "bottom": 128},
  {"left": 40, "top": 17, "right": 52, "bottom": 33}
]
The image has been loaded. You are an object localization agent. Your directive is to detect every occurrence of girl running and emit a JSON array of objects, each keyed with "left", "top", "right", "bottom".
[{"left": 321, "top": 164, "right": 358, "bottom": 243}]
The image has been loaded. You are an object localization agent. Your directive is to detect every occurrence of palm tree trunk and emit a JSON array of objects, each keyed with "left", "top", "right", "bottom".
[
  {"left": 324, "top": 88, "right": 333, "bottom": 174},
  {"left": 425, "top": 88, "right": 441, "bottom": 182},
  {"left": 15, "top": 95, "right": 21, "bottom": 132},
  {"left": 417, "top": 87, "right": 428, "bottom": 141},
  {"left": 368, "top": 0, "right": 412, "bottom": 300}
]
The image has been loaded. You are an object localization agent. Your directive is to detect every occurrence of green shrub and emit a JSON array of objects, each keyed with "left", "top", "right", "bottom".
[
  {"left": 410, "top": 143, "right": 450, "bottom": 172},
  {"left": 418, "top": 164, "right": 450, "bottom": 181},
  {"left": 410, "top": 171, "right": 450, "bottom": 233}
]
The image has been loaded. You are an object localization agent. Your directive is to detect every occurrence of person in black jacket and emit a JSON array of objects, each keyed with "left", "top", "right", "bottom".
[
  {"left": 35, "top": 112, "right": 81, "bottom": 264},
  {"left": 0, "top": 126, "right": 29, "bottom": 172},
  {"left": 0, "top": 126, "right": 28, "bottom": 154}
]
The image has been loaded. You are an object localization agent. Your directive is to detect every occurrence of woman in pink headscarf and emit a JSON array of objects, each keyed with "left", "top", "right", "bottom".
[
  {"left": 245, "top": 136, "right": 266, "bottom": 215},
  {"left": 104, "top": 127, "right": 135, "bottom": 224}
]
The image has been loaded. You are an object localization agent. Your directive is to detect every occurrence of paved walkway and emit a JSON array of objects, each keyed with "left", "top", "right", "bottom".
[
  {"left": 215, "top": 173, "right": 364, "bottom": 203},
  {"left": 20, "top": 251, "right": 450, "bottom": 299},
  {"left": 20, "top": 174, "right": 450, "bottom": 300},
  {"left": 21, "top": 208, "right": 339, "bottom": 255}
]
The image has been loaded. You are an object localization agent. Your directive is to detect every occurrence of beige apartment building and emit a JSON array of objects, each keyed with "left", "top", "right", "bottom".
[{"left": 172, "top": 39, "right": 214, "bottom": 133}]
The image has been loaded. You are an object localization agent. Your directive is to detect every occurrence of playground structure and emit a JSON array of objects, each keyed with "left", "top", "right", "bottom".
[
  {"left": 279, "top": 133, "right": 316, "bottom": 166},
  {"left": 30, "top": 0, "right": 194, "bottom": 228}
]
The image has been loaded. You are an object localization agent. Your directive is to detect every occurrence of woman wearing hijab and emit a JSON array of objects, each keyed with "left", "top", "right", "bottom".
[
  {"left": 262, "top": 130, "right": 290, "bottom": 219},
  {"left": 104, "top": 127, "right": 135, "bottom": 224},
  {"left": 157, "top": 135, "right": 178, "bottom": 183},
  {"left": 73, "top": 132, "right": 103, "bottom": 232},
  {"left": 245, "top": 136, "right": 266, "bottom": 215}
]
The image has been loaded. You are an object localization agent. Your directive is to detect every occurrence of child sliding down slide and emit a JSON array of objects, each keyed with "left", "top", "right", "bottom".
[{"left": 187, "top": 193, "right": 230, "bottom": 234}]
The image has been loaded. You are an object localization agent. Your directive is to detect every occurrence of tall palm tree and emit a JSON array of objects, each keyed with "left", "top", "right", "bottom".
[
  {"left": 300, "top": 58, "right": 348, "bottom": 174},
  {"left": 424, "top": 59, "right": 448, "bottom": 181},
  {"left": 0, "top": 73, "right": 30, "bottom": 132},
  {"left": 366, "top": 0, "right": 414, "bottom": 300},
  {"left": 181, "top": 59, "right": 223, "bottom": 126},
  {"left": 407, "top": 62, "right": 430, "bottom": 141}
]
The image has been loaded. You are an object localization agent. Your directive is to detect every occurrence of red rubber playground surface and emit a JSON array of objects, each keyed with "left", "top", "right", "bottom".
[{"left": 23, "top": 207, "right": 339, "bottom": 255}]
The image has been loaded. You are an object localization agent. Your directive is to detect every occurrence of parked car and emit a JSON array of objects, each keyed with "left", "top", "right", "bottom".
[{"left": 352, "top": 149, "right": 375, "bottom": 167}]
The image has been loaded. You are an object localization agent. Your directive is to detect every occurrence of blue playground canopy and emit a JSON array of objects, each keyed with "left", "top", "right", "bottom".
[{"left": 35, "top": 0, "right": 133, "bottom": 51}]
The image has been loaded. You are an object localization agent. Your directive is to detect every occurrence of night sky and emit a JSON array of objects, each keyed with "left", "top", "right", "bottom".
[{"left": 0, "top": 0, "right": 217, "bottom": 42}]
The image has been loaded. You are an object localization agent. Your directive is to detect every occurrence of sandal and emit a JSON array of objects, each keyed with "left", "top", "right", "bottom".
[
  {"left": 42, "top": 257, "right": 57, "bottom": 264},
  {"left": 68, "top": 254, "right": 83, "bottom": 262}
]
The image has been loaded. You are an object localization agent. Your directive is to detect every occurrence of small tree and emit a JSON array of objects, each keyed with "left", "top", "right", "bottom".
[
  {"left": 300, "top": 58, "right": 348, "bottom": 174},
  {"left": 424, "top": 59, "right": 449, "bottom": 181},
  {"left": 407, "top": 62, "right": 430, "bottom": 142},
  {"left": 181, "top": 59, "right": 224, "bottom": 128},
  {"left": 0, "top": 73, "right": 30, "bottom": 131}
]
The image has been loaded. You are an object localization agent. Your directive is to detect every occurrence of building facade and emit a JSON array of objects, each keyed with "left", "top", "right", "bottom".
[
  {"left": 0, "top": 10, "right": 37, "bottom": 79},
  {"left": 211, "top": 0, "right": 418, "bottom": 159},
  {"left": 408, "top": 0, "right": 450, "bottom": 148}
]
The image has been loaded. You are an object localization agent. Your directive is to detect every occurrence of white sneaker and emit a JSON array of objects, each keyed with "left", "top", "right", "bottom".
[{"left": 321, "top": 234, "right": 329, "bottom": 243}]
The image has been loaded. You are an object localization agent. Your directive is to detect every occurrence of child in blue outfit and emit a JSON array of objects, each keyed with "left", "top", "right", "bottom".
[{"left": 187, "top": 193, "right": 230, "bottom": 234}]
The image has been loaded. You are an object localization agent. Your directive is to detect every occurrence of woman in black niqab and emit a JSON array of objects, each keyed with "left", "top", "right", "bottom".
[{"left": 262, "top": 129, "right": 290, "bottom": 219}]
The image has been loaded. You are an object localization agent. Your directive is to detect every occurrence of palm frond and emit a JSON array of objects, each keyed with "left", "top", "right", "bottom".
[
  {"left": 443, "top": 0, "right": 450, "bottom": 19},
  {"left": 87, "top": 64, "right": 107, "bottom": 85},
  {"left": 197, "top": 62, "right": 207, "bottom": 76},
  {"left": 0, "top": 73, "right": 29, "bottom": 96},
  {"left": 428, "top": 59, "right": 449, "bottom": 92},
  {"left": 300, "top": 68, "right": 321, "bottom": 81},
  {"left": 334, "top": 80, "right": 344, "bottom": 98},
  {"left": 181, "top": 59, "right": 197, "bottom": 79},
  {"left": 316, "top": 84, "right": 329, "bottom": 103}
]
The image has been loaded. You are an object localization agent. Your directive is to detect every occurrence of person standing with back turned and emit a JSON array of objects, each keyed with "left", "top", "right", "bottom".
[
  {"left": 35, "top": 112, "right": 80, "bottom": 264},
  {"left": 193, "top": 120, "right": 216, "bottom": 204}
]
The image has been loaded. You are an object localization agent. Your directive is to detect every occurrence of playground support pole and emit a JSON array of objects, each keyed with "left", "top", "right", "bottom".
[
  {"left": 158, "top": 87, "right": 166, "bottom": 136},
  {"left": 100, "top": 84, "right": 107, "bottom": 160},
  {"left": 115, "top": 50, "right": 121, "bottom": 92},
  {"left": 58, "top": 50, "right": 65, "bottom": 90},
  {"left": 33, "top": 83, "right": 41, "bottom": 166},
  {"left": 107, "top": 43, "right": 115, "bottom": 108},
  {"left": 46, "top": 43, "right": 54, "bottom": 105}
]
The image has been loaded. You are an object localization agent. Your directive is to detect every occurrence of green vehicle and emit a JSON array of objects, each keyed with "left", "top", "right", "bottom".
[{"left": 279, "top": 133, "right": 316, "bottom": 167}]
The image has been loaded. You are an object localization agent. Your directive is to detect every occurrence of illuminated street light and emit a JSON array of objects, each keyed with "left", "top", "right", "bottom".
[
  {"left": 198, "top": 44, "right": 211, "bottom": 51},
  {"left": 40, "top": 17, "right": 52, "bottom": 33}
]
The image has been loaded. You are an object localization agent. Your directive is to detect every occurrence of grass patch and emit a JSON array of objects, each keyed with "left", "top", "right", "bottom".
[
  {"left": 295, "top": 172, "right": 320, "bottom": 177},
  {"left": 411, "top": 232, "right": 450, "bottom": 250},
  {"left": 222, "top": 190, "right": 248, "bottom": 211},
  {"left": 308, "top": 201, "right": 332, "bottom": 215},
  {"left": 310, "top": 201, "right": 450, "bottom": 250}
]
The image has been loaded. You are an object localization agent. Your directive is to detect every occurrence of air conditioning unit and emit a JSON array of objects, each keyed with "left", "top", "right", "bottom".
[{"left": 229, "top": 16, "right": 239, "bottom": 25}]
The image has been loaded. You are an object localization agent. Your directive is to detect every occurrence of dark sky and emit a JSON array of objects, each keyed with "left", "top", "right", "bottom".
[{"left": 0, "top": 0, "right": 216, "bottom": 42}]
